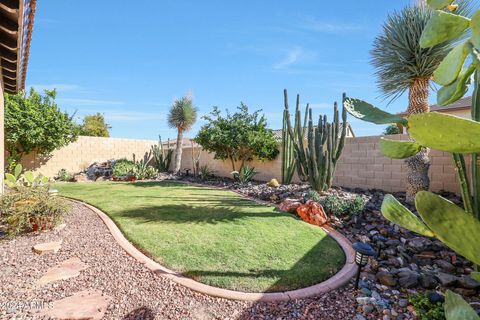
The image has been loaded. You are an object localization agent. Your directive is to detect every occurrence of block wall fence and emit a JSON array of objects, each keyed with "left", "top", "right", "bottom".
[
  {"left": 20, "top": 134, "right": 460, "bottom": 193},
  {"left": 19, "top": 136, "right": 158, "bottom": 177}
]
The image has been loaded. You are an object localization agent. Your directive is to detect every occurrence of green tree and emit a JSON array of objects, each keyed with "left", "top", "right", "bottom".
[
  {"left": 195, "top": 104, "right": 279, "bottom": 171},
  {"left": 370, "top": 2, "right": 472, "bottom": 202},
  {"left": 168, "top": 96, "right": 197, "bottom": 174},
  {"left": 80, "top": 113, "right": 111, "bottom": 137},
  {"left": 5, "top": 88, "right": 79, "bottom": 171},
  {"left": 383, "top": 124, "right": 401, "bottom": 135}
]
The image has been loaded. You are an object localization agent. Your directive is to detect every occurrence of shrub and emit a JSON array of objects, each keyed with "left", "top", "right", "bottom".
[
  {"left": 383, "top": 124, "right": 401, "bottom": 135},
  {"left": 408, "top": 292, "right": 445, "bottom": 320},
  {"left": 199, "top": 165, "right": 214, "bottom": 179},
  {"left": 112, "top": 159, "right": 137, "bottom": 178},
  {"left": 0, "top": 186, "right": 70, "bottom": 236},
  {"left": 305, "top": 190, "right": 321, "bottom": 202},
  {"left": 323, "top": 195, "right": 365, "bottom": 216},
  {"left": 5, "top": 88, "right": 79, "bottom": 171},
  {"left": 57, "top": 169, "right": 73, "bottom": 182},
  {"left": 350, "top": 196, "right": 366, "bottom": 215},
  {"left": 232, "top": 165, "right": 258, "bottom": 184}
]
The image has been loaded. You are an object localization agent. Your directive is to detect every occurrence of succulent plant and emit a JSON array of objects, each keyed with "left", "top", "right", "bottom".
[
  {"left": 283, "top": 90, "right": 347, "bottom": 192},
  {"left": 347, "top": 1, "right": 480, "bottom": 316}
]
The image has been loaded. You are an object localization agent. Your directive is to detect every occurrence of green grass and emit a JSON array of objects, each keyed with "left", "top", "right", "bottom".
[{"left": 55, "top": 181, "right": 345, "bottom": 292}]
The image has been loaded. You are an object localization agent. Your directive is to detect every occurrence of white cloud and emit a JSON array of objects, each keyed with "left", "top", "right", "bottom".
[
  {"left": 273, "top": 47, "right": 305, "bottom": 69},
  {"left": 57, "top": 98, "right": 125, "bottom": 106}
]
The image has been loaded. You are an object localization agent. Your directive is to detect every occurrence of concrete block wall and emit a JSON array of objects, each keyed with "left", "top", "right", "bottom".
[
  {"left": 20, "top": 136, "right": 158, "bottom": 177},
  {"left": 21, "top": 134, "right": 461, "bottom": 193},
  {"left": 180, "top": 134, "right": 461, "bottom": 194}
]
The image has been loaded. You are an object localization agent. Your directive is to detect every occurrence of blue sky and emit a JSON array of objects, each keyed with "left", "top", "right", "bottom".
[{"left": 27, "top": 0, "right": 424, "bottom": 140}]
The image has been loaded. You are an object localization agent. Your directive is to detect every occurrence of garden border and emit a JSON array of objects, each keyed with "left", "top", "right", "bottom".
[{"left": 72, "top": 187, "right": 357, "bottom": 302}]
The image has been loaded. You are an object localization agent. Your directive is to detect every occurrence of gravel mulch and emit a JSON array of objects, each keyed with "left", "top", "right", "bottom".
[{"left": 0, "top": 202, "right": 356, "bottom": 320}]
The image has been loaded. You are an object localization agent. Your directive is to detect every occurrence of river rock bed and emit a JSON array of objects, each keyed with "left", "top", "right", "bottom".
[{"left": 175, "top": 175, "right": 480, "bottom": 319}]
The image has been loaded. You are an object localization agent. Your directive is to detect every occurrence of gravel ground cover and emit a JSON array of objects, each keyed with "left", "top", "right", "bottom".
[{"left": 0, "top": 202, "right": 356, "bottom": 320}]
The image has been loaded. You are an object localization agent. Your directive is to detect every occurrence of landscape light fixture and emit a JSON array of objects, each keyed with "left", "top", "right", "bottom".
[{"left": 352, "top": 242, "right": 375, "bottom": 290}]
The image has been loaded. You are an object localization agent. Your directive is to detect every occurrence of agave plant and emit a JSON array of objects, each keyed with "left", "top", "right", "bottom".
[{"left": 231, "top": 165, "right": 258, "bottom": 184}]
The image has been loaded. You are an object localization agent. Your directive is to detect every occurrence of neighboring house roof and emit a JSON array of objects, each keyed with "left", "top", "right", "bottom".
[
  {"left": 0, "top": 0, "right": 36, "bottom": 94},
  {"left": 430, "top": 96, "right": 471, "bottom": 112},
  {"left": 272, "top": 123, "right": 355, "bottom": 140},
  {"left": 398, "top": 96, "right": 471, "bottom": 116}
]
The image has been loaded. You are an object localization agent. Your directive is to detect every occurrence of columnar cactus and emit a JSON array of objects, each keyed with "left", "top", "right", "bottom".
[
  {"left": 283, "top": 89, "right": 347, "bottom": 192},
  {"left": 282, "top": 90, "right": 309, "bottom": 184}
]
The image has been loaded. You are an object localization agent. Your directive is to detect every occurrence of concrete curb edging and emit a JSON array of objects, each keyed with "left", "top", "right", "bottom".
[{"left": 75, "top": 199, "right": 357, "bottom": 302}]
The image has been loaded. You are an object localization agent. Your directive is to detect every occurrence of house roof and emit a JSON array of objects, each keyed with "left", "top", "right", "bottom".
[
  {"left": 430, "top": 96, "right": 471, "bottom": 112},
  {"left": 0, "top": 0, "right": 36, "bottom": 94},
  {"left": 398, "top": 96, "right": 472, "bottom": 116}
]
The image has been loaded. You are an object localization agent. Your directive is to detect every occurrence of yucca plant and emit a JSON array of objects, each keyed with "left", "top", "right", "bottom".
[
  {"left": 370, "top": 1, "right": 474, "bottom": 203},
  {"left": 168, "top": 96, "right": 198, "bottom": 174}
]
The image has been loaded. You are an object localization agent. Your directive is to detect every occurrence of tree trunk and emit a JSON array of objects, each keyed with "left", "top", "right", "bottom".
[
  {"left": 173, "top": 128, "right": 183, "bottom": 174},
  {"left": 405, "top": 77, "right": 431, "bottom": 203}
]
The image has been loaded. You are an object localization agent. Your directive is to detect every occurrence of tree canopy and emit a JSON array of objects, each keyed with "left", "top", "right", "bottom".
[
  {"left": 195, "top": 104, "right": 279, "bottom": 171},
  {"left": 5, "top": 88, "right": 79, "bottom": 169},
  {"left": 80, "top": 113, "right": 111, "bottom": 137}
]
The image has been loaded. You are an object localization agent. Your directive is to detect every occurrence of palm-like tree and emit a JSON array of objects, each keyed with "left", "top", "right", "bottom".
[
  {"left": 370, "top": 3, "right": 472, "bottom": 203},
  {"left": 168, "top": 96, "right": 197, "bottom": 174}
]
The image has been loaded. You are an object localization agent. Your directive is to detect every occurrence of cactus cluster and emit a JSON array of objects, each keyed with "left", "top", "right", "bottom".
[
  {"left": 282, "top": 89, "right": 347, "bottom": 192},
  {"left": 151, "top": 136, "right": 173, "bottom": 172},
  {"left": 345, "top": 1, "right": 480, "bottom": 317}
]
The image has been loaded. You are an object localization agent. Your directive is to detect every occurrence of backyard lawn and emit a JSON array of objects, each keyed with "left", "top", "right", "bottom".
[{"left": 55, "top": 181, "right": 345, "bottom": 292}]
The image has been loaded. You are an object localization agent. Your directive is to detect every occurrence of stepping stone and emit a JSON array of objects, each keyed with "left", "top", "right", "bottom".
[
  {"left": 33, "top": 240, "right": 62, "bottom": 255},
  {"left": 37, "top": 289, "right": 111, "bottom": 320},
  {"left": 38, "top": 257, "right": 88, "bottom": 285}
]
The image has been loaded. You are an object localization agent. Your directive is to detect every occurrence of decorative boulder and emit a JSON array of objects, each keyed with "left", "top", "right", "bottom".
[
  {"left": 278, "top": 198, "right": 302, "bottom": 213},
  {"left": 267, "top": 179, "right": 280, "bottom": 187},
  {"left": 296, "top": 200, "right": 328, "bottom": 226}
]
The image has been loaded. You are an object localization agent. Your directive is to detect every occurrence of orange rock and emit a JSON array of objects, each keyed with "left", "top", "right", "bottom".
[{"left": 296, "top": 201, "right": 328, "bottom": 226}]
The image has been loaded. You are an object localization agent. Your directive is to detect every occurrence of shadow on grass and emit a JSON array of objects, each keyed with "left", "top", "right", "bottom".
[
  {"left": 179, "top": 236, "right": 343, "bottom": 292},
  {"left": 114, "top": 203, "right": 288, "bottom": 225},
  {"left": 129, "top": 181, "right": 199, "bottom": 189}
]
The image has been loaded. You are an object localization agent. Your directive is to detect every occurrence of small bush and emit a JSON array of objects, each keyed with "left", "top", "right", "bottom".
[
  {"left": 306, "top": 190, "right": 321, "bottom": 202},
  {"left": 323, "top": 195, "right": 365, "bottom": 216},
  {"left": 57, "top": 169, "right": 73, "bottom": 182},
  {"left": 0, "top": 186, "right": 70, "bottom": 236},
  {"left": 135, "top": 165, "right": 157, "bottom": 180},
  {"left": 350, "top": 196, "right": 366, "bottom": 215},
  {"left": 408, "top": 292, "right": 445, "bottom": 320},
  {"left": 199, "top": 165, "right": 214, "bottom": 179},
  {"left": 112, "top": 159, "right": 137, "bottom": 178}
]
